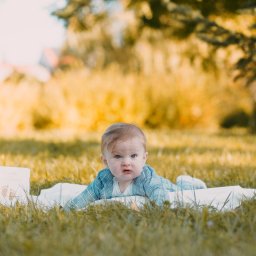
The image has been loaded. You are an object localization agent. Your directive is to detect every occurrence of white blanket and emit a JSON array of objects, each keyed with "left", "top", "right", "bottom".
[
  {"left": 25, "top": 183, "right": 255, "bottom": 211},
  {"left": 0, "top": 182, "right": 255, "bottom": 211},
  {"left": 1, "top": 166, "right": 254, "bottom": 211}
]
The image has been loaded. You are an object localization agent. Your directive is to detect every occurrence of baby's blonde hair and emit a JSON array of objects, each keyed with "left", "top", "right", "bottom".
[{"left": 101, "top": 123, "right": 147, "bottom": 154}]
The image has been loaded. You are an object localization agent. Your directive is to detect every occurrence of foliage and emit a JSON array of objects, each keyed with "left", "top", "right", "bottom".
[
  {"left": 53, "top": 0, "right": 108, "bottom": 31},
  {"left": 53, "top": 0, "right": 256, "bottom": 86},
  {"left": 53, "top": 0, "right": 256, "bottom": 131},
  {"left": 0, "top": 68, "right": 252, "bottom": 132},
  {"left": 127, "top": 0, "right": 256, "bottom": 131},
  {"left": 124, "top": 0, "right": 256, "bottom": 85},
  {"left": 0, "top": 130, "right": 256, "bottom": 255}
]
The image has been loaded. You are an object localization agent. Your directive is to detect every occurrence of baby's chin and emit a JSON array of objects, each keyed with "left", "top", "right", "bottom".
[{"left": 119, "top": 172, "right": 138, "bottom": 180}]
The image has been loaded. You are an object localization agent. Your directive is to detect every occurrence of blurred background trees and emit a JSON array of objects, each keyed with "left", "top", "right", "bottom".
[
  {"left": 1, "top": 1, "right": 255, "bottom": 133},
  {"left": 53, "top": 0, "right": 256, "bottom": 132},
  {"left": 127, "top": 0, "right": 256, "bottom": 131}
]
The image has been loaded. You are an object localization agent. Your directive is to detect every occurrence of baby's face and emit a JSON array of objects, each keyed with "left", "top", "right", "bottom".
[{"left": 102, "top": 137, "right": 147, "bottom": 184}]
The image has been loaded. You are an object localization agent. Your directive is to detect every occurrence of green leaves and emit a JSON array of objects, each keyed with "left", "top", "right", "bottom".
[{"left": 52, "top": 0, "right": 107, "bottom": 31}]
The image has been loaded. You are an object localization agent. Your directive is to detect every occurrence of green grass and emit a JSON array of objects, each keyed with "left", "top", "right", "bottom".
[{"left": 0, "top": 129, "right": 256, "bottom": 256}]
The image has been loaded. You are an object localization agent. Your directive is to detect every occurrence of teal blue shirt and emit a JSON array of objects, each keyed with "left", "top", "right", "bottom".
[{"left": 64, "top": 165, "right": 177, "bottom": 211}]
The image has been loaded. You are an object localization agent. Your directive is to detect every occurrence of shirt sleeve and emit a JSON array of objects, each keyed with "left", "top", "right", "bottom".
[
  {"left": 143, "top": 166, "right": 171, "bottom": 206},
  {"left": 63, "top": 172, "right": 104, "bottom": 211}
]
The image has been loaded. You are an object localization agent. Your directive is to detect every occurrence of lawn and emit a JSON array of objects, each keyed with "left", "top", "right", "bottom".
[{"left": 0, "top": 129, "right": 255, "bottom": 256}]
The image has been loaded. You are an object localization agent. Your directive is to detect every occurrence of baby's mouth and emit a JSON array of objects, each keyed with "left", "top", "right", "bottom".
[{"left": 123, "top": 169, "right": 132, "bottom": 174}]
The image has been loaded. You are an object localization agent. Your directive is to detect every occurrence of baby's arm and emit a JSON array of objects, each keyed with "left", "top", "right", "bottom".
[
  {"left": 144, "top": 184, "right": 170, "bottom": 206},
  {"left": 63, "top": 176, "right": 102, "bottom": 211},
  {"left": 141, "top": 166, "right": 173, "bottom": 206}
]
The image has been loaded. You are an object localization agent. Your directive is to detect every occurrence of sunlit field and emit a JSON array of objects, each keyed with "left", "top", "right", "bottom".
[
  {"left": 1, "top": 1, "right": 256, "bottom": 255},
  {"left": 0, "top": 129, "right": 255, "bottom": 255}
]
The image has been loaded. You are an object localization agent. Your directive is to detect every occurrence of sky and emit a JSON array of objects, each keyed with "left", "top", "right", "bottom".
[{"left": 0, "top": 0, "right": 66, "bottom": 65}]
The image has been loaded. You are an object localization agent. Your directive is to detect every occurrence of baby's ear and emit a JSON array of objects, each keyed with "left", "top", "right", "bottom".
[
  {"left": 144, "top": 152, "right": 148, "bottom": 161},
  {"left": 101, "top": 155, "right": 108, "bottom": 166}
]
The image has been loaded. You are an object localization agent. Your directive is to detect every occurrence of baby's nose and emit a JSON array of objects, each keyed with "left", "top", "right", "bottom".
[{"left": 122, "top": 157, "right": 131, "bottom": 165}]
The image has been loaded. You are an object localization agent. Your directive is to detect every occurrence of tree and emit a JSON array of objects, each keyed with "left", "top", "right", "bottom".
[
  {"left": 53, "top": 0, "right": 256, "bottom": 131},
  {"left": 125, "top": 0, "right": 256, "bottom": 132}
]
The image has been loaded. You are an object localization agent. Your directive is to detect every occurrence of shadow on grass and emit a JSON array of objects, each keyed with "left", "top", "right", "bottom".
[
  {"left": 179, "top": 128, "right": 255, "bottom": 138},
  {"left": 149, "top": 145, "right": 256, "bottom": 156},
  {"left": 213, "top": 129, "right": 255, "bottom": 138},
  {"left": 0, "top": 138, "right": 100, "bottom": 157}
]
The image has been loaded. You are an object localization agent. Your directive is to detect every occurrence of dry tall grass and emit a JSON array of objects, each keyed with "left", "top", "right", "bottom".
[{"left": 0, "top": 66, "right": 251, "bottom": 133}]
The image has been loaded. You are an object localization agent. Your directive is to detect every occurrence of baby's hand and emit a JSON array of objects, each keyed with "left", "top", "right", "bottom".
[{"left": 130, "top": 201, "right": 139, "bottom": 211}]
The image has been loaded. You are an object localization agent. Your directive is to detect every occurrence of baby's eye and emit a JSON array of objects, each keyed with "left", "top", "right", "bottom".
[
  {"left": 131, "top": 154, "right": 138, "bottom": 158},
  {"left": 114, "top": 155, "right": 122, "bottom": 159}
]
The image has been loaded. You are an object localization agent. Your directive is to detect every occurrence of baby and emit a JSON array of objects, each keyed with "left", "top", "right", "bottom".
[{"left": 63, "top": 123, "right": 206, "bottom": 211}]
